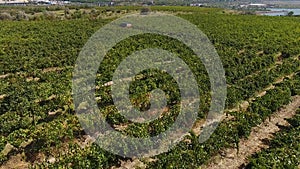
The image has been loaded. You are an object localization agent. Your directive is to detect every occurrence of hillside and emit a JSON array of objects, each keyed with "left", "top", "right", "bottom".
[{"left": 0, "top": 6, "right": 300, "bottom": 169}]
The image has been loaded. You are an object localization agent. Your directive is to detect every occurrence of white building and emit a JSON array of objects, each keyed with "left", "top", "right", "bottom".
[
  {"left": 190, "top": 3, "right": 204, "bottom": 7},
  {"left": 249, "top": 3, "right": 267, "bottom": 7},
  {"left": 239, "top": 3, "right": 268, "bottom": 9},
  {"left": 0, "top": 0, "right": 29, "bottom": 4}
]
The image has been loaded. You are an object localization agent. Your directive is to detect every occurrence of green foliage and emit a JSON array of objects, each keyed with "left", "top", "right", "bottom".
[
  {"left": 0, "top": 6, "right": 300, "bottom": 168},
  {"left": 288, "top": 11, "right": 294, "bottom": 16},
  {"left": 246, "top": 113, "right": 300, "bottom": 168}
]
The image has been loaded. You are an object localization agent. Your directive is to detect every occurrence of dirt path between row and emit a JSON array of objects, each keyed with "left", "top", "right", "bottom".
[
  {"left": 202, "top": 95, "right": 300, "bottom": 169},
  {"left": 0, "top": 66, "right": 70, "bottom": 80},
  {"left": 109, "top": 71, "right": 298, "bottom": 169}
]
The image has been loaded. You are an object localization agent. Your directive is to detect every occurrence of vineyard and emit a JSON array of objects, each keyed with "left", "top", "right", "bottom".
[{"left": 0, "top": 6, "right": 300, "bottom": 169}]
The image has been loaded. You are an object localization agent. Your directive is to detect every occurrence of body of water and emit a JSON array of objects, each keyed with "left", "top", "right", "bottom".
[
  {"left": 260, "top": 8, "right": 300, "bottom": 16},
  {"left": 261, "top": 8, "right": 300, "bottom": 16}
]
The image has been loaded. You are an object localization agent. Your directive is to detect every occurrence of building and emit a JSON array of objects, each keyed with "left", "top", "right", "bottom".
[
  {"left": 249, "top": 3, "right": 267, "bottom": 7},
  {"left": 0, "top": 0, "right": 29, "bottom": 4},
  {"left": 240, "top": 3, "right": 270, "bottom": 8},
  {"left": 190, "top": 3, "right": 204, "bottom": 7}
]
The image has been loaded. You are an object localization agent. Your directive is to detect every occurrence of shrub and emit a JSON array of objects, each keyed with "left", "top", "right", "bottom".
[
  {"left": 0, "top": 12, "right": 13, "bottom": 21},
  {"left": 43, "top": 11, "right": 56, "bottom": 20},
  {"left": 140, "top": 7, "right": 151, "bottom": 15},
  {"left": 16, "top": 11, "right": 29, "bottom": 21}
]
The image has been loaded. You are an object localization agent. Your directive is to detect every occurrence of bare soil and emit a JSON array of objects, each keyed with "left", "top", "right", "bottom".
[
  {"left": 0, "top": 154, "right": 29, "bottom": 169},
  {"left": 202, "top": 96, "right": 300, "bottom": 169}
]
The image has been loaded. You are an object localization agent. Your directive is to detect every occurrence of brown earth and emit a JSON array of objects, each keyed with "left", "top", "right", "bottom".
[{"left": 202, "top": 96, "right": 300, "bottom": 169}]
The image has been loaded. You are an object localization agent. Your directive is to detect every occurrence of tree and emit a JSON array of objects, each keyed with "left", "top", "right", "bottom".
[{"left": 287, "top": 11, "right": 294, "bottom": 16}]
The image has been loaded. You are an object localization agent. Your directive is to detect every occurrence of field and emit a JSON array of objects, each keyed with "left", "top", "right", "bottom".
[{"left": 0, "top": 6, "right": 300, "bottom": 169}]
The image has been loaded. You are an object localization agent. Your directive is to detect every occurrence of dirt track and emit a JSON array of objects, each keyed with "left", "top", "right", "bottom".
[{"left": 202, "top": 96, "right": 300, "bottom": 169}]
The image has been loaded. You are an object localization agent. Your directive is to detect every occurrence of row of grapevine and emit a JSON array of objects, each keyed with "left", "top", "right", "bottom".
[
  {"left": 246, "top": 110, "right": 300, "bottom": 168},
  {"left": 1, "top": 6, "right": 300, "bottom": 168},
  {"left": 32, "top": 69, "right": 300, "bottom": 168}
]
